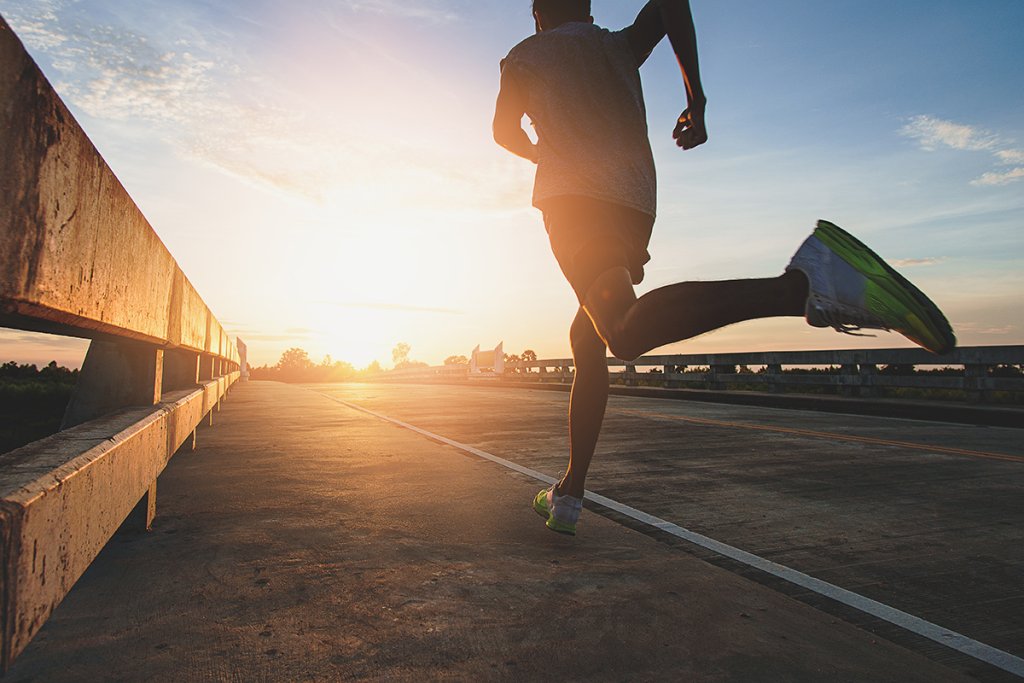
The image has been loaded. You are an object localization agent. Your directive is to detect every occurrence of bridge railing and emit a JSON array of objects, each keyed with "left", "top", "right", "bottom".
[
  {"left": 511, "top": 346, "right": 1023, "bottom": 402},
  {"left": 0, "top": 16, "right": 240, "bottom": 669},
  {"left": 378, "top": 346, "right": 1023, "bottom": 404}
]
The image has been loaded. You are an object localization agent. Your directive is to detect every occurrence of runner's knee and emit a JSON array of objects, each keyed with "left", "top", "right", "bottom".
[
  {"left": 604, "top": 328, "right": 642, "bottom": 362},
  {"left": 570, "top": 312, "right": 606, "bottom": 363}
]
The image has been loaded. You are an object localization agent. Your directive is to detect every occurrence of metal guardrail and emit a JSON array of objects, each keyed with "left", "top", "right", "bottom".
[
  {"left": 0, "top": 16, "right": 241, "bottom": 669},
  {"left": 379, "top": 346, "right": 1024, "bottom": 405}
]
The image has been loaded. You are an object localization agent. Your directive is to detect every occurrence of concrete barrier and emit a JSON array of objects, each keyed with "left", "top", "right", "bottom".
[
  {"left": 0, "top": 375, "right": 236, "bottom": 666},
  {"left": 377, "top": 346, "right": 1024, "bottom": 410},
  {"left": 0, "top": 17, "right": 236, "bottom": 361},
  {"left": 0, "top": 15, "right": 243, "bottom": 669}
]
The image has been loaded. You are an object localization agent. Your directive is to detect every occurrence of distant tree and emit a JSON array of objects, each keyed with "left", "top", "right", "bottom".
[
  {"left": 0, "top": 360, "right": 79, "bottom": 454},
  {"left": 364, "top": 360, "right": 383, "bottom": 374},
  {"left": 444, "top": 355, "right": 469, "bottom": 366},
  {"left": 392, "top": 342, "right": 411, "bottom": 367},
  {"left": 519, "top": 349, "right": 537, "bottom": 374},
  {"left": 0, "top": 360, "right": 78, "bottom": 384},
  {"left": 324, "top": 359, "right": 356, "bottom": 382},
  {"left": 277, "top": 347, "right": 313, "bottom": 372},
  {"left": 990, "top": 364, "right": 1022, "bottom": 378},
  {"left": 274, "top": 347, "right": 315, "bottom": 382},
  {"left": 879, "top": 364, "right": 915, "bottom": 376}
]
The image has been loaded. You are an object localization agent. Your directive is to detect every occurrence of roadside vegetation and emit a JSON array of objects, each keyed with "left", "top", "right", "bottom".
[
  {"left": 595, "top": 363, "right": 1024, "bottom": 404},
  {"left": 0, "top": 361, "right": 78, "bottom": 454}
]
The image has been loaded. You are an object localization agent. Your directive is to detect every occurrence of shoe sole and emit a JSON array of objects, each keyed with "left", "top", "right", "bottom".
[{"left": 814, "top": 220, "right": 956, "bottom": 355}]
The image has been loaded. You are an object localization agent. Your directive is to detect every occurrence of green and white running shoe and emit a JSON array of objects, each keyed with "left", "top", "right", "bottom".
[
  {"left": 533, "top": 485, "right": 582, "bottom": 536},
  {"left": 786, "top": 220, "right": 956, "bottom": 355}
]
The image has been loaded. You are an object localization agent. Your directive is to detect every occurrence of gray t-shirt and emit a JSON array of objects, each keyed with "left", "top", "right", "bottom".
[{"left": 502, "top": 22, "right": 656, "bottom": 217}]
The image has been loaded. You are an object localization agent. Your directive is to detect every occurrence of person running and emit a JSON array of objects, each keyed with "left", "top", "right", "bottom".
[{"left": 493, "top": 0, "right": 955, "bottom": 536}]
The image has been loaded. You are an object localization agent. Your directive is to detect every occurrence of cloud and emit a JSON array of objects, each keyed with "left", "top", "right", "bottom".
[
  {"left": 1, "top": 0, "right": 65, "bottom": 49},
  {"left": 2, "top": 1, "right": 334, "bottom": 200},
  {"left": 890, "top": 257, "right": 947, "bottom": 268},
  {"left": 996, "top": 149, "right": 1024, "bottom": 164},
  {"left": 900, "top": 115, "right": 1024, "bottom": 187},
  {"left": 971, "top": 167, "right": 1024, "bottom": 187},
  {"left": 341, "top": 0, "right": 458, "bottom": 22},
  {"left": 237, "top": 331, "right": 315, "bottom": 342},
  {"left": 327, "top": 302, "right": 464, "bottom": 315},
  {"left": 900, "top": 115, "right": 998, "bottom": 152},
  {"left": 953, "top": 322, "right": 1015, "bottom": 336},
  {"left": 3, "top": 1, "right": 522, "bottom": 212}
]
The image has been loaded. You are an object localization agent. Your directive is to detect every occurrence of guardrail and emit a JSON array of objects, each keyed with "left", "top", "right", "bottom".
[
  {"left": 379, "top": 346, "right": 1024, "bottom": 405},
  {"left": 0, "top": 17, "right": 241, "bottom": 670}
]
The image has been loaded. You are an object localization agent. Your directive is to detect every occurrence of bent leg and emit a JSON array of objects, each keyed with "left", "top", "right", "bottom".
[
  {"left": 556, "top": 306, "right": 609, "bottom": 499},
  {"left": 584, "top": 267, "right": 808, "bottom": 361}
]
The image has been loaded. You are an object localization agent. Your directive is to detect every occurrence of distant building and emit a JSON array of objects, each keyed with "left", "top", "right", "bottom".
[
  {"left": 470, "top": 342, "right": 504, "bottom": 377},
  {"left": 237, "top": 338, "right": 249, "bottom": 380}
]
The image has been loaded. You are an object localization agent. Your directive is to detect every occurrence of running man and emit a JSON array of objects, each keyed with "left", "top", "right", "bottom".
[{"left": 493, "top": 0, "right": 955, "bottom": 535}]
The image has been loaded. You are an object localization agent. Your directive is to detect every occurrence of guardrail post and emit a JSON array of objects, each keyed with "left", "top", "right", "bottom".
[
  {"left": 840, "top": 363, "right": 859, "bottom": 397},
  {"left": 859, "top": 364, "right": 878, "bottom": 398},
  {"left": 709, "top": 365, "right": 732, "bottom": 391},
  {"left": 199, "top": 354, "right": 216, "bottom": 425},
  {"left": 162, "top": 350, "right": 200, "bottom": 392},
  {"left": 965, "top": 364, "right": 988, "bottom": 404},
  {"left": 663, "top": 364, "right": 679, "bottom": 389},
  {"left": 60, "top": 340, "right": 163, "bottom": 530},
  {"left": 767, "top": 364, "right": 783, "bottom": 393},
  {"left": 62, "top": 341, "right": 163, "bottom": 429},
  {"left": 163, "top": 350, "right": 200, "bottom": 451}
]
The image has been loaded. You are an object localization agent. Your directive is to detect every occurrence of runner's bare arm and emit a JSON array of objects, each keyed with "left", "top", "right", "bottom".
[
  {"left": 626, "top": 0, "right": 707, "bottom": 150},
  {"left": 625, "top": 1, "right": 666, "bottom": 65},
  {"left": 493, "top": 63, "right": 538, "bottom": 163}
]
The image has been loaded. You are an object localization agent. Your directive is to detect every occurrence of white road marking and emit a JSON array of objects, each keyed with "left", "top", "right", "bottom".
[{"left": 321, "top": 391, "right": 1024, "bottom": 679}]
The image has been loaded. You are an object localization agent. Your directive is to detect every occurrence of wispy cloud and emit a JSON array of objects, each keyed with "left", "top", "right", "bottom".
[
  {"left": 890, "top": 257, "right": 947, "bottom": 268},
  {"left": 900, "top": 115, "right": 1024, "bottom": 187},
  {"left": 900, "top": 115, "right": 998, "bottom": 152},
  {"left": 972, "top": 167, "right": 1024, "bottom": 187},
  {"left": 2, "top": 1, "right": 521, "bottom": 210},
  {"left": 327, "top": 302, "right": 464, "bottom": 315},
  {"left": 996, "top": 149, "right": 1024, "bottom": 165},
  {"left": 1, "top": 1, "right": 337, "bottom": 200},
  {"left": 953, "top": 322, "right": 1016, "bottom": 336},
  {"left": 341, "top": 0, "right": 458, "bottom": 22},
  {"left": 237, "top": 331, "right": 315, "bottom": 343}
]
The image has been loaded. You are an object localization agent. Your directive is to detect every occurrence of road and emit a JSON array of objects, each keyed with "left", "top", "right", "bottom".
[
  {"left": 7, "top": 380, "right": 1021, "bottom": 681},
  {"left": 313, "top": 381, "right": 1024, "bottom": 680}
]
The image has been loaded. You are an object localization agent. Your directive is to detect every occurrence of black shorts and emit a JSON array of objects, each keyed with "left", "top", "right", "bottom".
[{"left": 541, "top": 195, "right": 654, "bottom": 303}]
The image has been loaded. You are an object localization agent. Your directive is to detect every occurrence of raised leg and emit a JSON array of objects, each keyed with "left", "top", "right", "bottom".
[{"left": 583, "top": 267, "right": 808, "bottom": 361}]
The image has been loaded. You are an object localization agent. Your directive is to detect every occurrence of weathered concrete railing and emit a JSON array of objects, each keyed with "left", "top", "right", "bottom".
[
  {"left": 0, "top": 17, "right": 240, "bottom": 670},
  {"left": 378, "top": 346, "right": 1024, "bottom": 405}
]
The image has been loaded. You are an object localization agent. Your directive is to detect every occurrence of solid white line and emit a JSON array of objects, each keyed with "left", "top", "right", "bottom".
[{"left": 322, "top": 392, "right": 1024, "bottom": 679}]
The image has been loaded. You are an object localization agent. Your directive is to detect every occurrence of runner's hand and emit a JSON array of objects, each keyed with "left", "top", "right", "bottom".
[{"left": 673, "top": 105, "right": 708, "bottom": 150}]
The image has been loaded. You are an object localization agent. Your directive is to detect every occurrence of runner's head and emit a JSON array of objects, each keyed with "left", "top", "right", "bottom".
[{"left": 532, "top": 0, "right": 593, "bottom": 32}]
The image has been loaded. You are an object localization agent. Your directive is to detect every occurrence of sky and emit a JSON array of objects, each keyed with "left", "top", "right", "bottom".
[{"left": 1, "top": 0, "right": 1021, "bottom": 369}]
